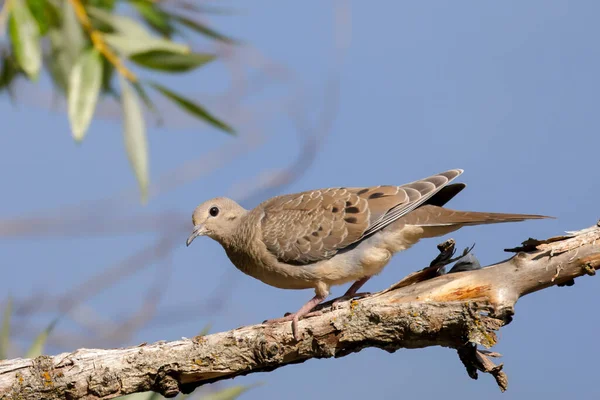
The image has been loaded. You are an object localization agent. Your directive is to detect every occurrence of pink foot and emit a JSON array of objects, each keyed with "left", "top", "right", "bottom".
[{"left": 263, "top": 293, "right": 327, "bottom": 340}]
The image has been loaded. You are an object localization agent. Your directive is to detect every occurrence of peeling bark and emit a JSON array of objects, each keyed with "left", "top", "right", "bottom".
[{"left": 1, "top": 222, "right": 599, "bottom": 399}]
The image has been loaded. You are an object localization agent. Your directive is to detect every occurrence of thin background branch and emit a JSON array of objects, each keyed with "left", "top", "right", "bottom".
[{"left": 0, "top": 0, "right": 352, "bottom": 357}]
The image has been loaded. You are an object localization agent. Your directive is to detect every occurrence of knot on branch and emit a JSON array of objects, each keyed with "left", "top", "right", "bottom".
[
  {"left": 155, "top": 372, "right": 180, "bottom": 398},
  {"left": 87, "top": 368, "right": 121, "bottom": 398}
]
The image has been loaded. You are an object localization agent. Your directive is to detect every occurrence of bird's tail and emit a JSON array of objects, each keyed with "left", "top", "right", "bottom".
[{"left": 405, "top": 205, "right": 553, "bottom": 227}]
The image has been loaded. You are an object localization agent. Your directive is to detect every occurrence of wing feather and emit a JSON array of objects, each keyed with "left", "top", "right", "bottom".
[{"left": 259, "top": 169, "right": 463, "bottom": 264}]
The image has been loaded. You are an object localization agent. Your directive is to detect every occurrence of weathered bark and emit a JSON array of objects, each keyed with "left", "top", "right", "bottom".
[{"left": 1, "top": 222, "right": 599, "bottom": 399}]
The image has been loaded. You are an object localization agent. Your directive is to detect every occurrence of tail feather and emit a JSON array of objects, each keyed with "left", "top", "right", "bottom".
[
  {"left": 404, "top": 205, "right": 553, "bottom": 227},
  {"left": 424, "top": 183, "right": 466, "bottom": 207}
]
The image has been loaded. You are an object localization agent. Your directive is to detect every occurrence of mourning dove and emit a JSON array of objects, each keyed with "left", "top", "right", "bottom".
[{"left": 186, "top": 169, "right": 550, "bottom": 339}]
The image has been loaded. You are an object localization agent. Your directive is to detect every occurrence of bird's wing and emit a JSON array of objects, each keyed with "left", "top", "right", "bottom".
[{"left": 259, "top": 169, "right": 463, "bottom": 265}]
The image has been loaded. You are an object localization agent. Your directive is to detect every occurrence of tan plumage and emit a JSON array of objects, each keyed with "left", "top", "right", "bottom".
[{"left": 186, "top": 169, "right": 551, "bottom": 339}]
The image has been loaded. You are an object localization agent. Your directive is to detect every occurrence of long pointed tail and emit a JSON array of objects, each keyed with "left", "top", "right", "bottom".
[{"left": 405, "top": 205, "right": 553, "bottom": 227}]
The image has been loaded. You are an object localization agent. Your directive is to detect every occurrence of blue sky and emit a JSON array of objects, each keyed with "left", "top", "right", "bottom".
[{"left": 1, "top": 1, "right": 599, "bottom": 399}]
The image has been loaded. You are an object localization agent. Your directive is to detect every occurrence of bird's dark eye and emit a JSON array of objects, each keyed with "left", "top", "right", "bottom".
[{"left": 209, "top": 206, "right": 219, "bottom": 217}]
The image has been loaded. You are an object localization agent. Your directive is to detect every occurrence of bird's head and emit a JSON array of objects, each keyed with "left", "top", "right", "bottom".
[{"left": 186, "top": 197, "right": 248, "bottom": 246}]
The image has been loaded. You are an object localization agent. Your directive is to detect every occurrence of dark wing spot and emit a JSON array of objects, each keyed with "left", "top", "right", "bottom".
[
  {"left": 369, "top": 192, "right": 386, "bottom": 199},
  {"left": 357, "top": 188, "right": 369, "bottom": 195},
  {"left": 345, "top": 217, "right": 358, "bottom": 223},
  {"left": 346, "top": 206, "right": 360, "bottom": 213},
  {"left": 304, "top": 236, "right": 311, "bottom": 241},
  {"left": 332, "top": 207, "right": 339, "bottom": 213},
  {"left": 318, "top": 226, "right": 323, "bottom": 231},
  {"left": 312, "top": 232, "right": 319, "bottom": 237},
  {"left": 345, "top": 201, "right": 352, "bottom": 207}
]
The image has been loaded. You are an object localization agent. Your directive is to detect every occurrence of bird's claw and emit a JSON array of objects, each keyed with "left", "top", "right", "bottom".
[
  {"left": 291, "top": 316, "right": 300, "bottom": 341},
  {"left": 263, "top": 314, "right": 295, "bottom": 324},
  {"left": 263, "top": 314, "right": 302, "bottom": 340}
]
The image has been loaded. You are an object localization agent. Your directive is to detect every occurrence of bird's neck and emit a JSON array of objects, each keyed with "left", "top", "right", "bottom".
[
  {"left": 217, "top": 213, "right": 264, "bottom": 277},
  {"left": 216, "top": 212, "right": 253, "bottom": 249},
  {"left": 218, "top": 212, "right": 260, "bottom": 258}
]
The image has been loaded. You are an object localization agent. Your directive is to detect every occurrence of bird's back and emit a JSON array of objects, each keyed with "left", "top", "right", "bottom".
[{"left": 254, "top": 169, "right": 465, "bottom": 266}]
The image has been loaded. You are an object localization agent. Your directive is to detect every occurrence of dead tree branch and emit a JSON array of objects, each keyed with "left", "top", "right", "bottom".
[{"left": 1, "top": 221, "right": 598, "bottom": 399}]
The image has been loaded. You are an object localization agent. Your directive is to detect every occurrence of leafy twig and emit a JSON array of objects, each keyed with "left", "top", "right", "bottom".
[{"left": 67, "top": 0, "right": 136, "bottom": 82}]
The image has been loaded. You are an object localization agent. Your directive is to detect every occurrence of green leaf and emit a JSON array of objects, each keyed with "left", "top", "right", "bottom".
[
  {"left": 0, "top": 55, "right": 19, "bottom": 97},
  {"left": 61, "top": 0, "right": 87, "bottom": 66},
  {"left": 202, "top": 385, "right": 258, "bottom": 400},
  {"left": 0, "top": 299, "right": 12, "bottom": 360},
  {"left": 46, "top": 28, "right": 70, "bottom": 93},
  {"left": 88, "top": 5, "right": 189, "bottom": 57},
  {"left": 131, "top": 0, "right": 175, "bottom": 37},
  {"left": 45, "top": 2, "right": 87, "bottom": 94},
  {"left": 8, "top": 0, "right": 42, "bottom": 80},
  {"left": 68, "top": 48, "right": 103, "bottom": 142},
  {"left": 104, "top": 33, "right": 189, "bottom": 57},
  {"left": 119, "top": 75, "right": 149, "bottom": 202},
  {"left": 25, "top": 0, "right": 56, "bottom": 35},
  {"left": 88, "top": 6, "right": 151, "bottom": 38},
  {"left": 130, "top": 50, "right": 215, "bottom": 72},
  {"left": 149, "top": 82, "right": 234, "bottom": 134},
  {"left": 198, "top": 324, "right": 211, "bottom": 337},
  {"left": 100, "top": 55, "right": 116, "bottom": 95},
  {"left": 177, "top": 3, "right": 238, "bottom": 15},
  {"left": 87, "top": 0, "right": 116, "bottom": 11},
  {"left": 132, "top": 81, "right": 162, "bottom": 124},
  {"left": 25, "top": 319, "right": 58, "bottom": 358},
  {"left": 172, "top": 15, "right": 236, "bottom": 44}
]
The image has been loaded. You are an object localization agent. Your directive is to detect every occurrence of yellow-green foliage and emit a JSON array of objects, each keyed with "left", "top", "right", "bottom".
[{"left": 0, "top": 0, "right": 236, "bottom": 201}]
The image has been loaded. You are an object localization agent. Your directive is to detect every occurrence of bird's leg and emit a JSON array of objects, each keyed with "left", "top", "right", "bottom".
[
  {"left": 344, "top": 276, "right": 371, "bottom": 296},
  {"left": 264, "top": 293, "right": 327, "bottom": 340},
  {"left": 330, "top": 276, "right": 372, "bottom": 308}
]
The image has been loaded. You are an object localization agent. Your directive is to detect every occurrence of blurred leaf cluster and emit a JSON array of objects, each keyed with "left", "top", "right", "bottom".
[
  {"left": 0, "top": 300, "right": 254, "bottom": 400},
  {"left": 0, "top": 0, "right": 236, "bottom": 202}
]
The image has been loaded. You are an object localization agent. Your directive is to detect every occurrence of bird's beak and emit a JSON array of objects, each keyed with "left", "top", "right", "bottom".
[{"left": 186, "top": 225, "right": 207, "bottom": 247}]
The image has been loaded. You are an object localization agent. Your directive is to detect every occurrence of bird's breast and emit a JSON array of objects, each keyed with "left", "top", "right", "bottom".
[{"left": 223, "top": 226, "right": 318, "bottom": 290}]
